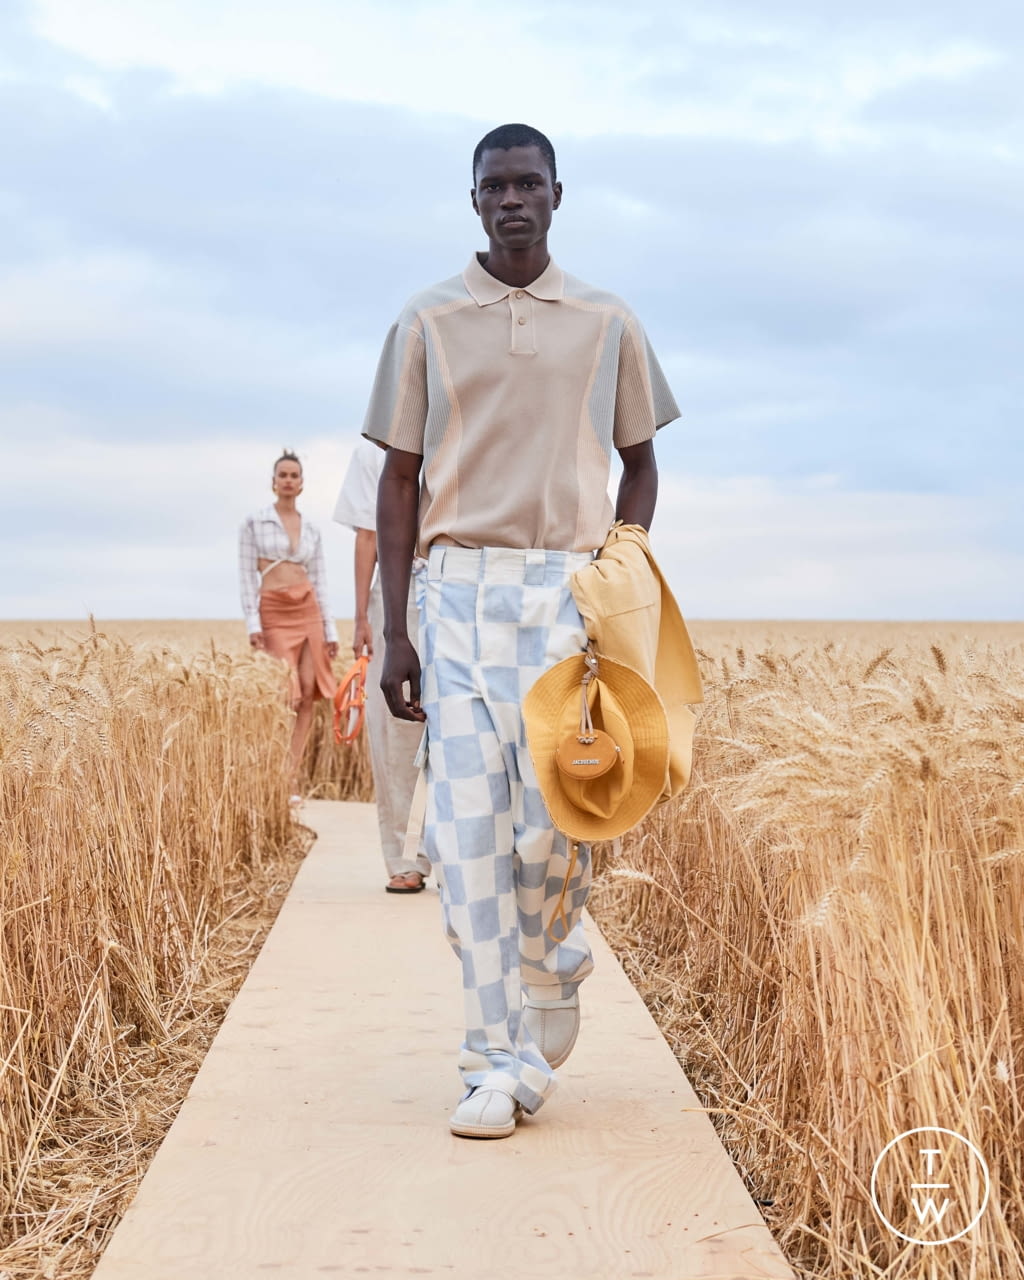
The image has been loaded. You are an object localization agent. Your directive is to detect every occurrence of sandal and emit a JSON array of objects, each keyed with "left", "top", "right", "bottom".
[{"left": 385, "top": 871, "right": 426, "bottom": 894}]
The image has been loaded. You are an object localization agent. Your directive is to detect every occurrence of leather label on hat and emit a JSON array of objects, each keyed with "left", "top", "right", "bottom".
[{"left": 555, "top": 729, "right": 622, "bottom": 780}]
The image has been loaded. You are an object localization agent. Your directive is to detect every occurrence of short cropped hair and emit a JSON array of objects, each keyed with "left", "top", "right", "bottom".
[{"left": 472, "top": 123, "right": 557, "bottom": 185}]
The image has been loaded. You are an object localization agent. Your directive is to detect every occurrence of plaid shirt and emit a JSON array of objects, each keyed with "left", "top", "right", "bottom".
[{"left": 238, "top": 505, "right": 338, "bottom": 642}]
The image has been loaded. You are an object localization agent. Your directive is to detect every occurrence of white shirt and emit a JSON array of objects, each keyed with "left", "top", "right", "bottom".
[
  {"left": 333, "top": 441, "right": 423, "bottom": 587},
  {"left": 333, "top": 439, "right": 383, "bottom": 533},
  {"left": 238, "top": 505, "right": 338, "bottom": 642}
]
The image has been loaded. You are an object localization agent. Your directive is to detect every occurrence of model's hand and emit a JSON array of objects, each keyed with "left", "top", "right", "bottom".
[
  {"left": 326, "top": 641, "right": 339, "bottom": 660},
  {"left": 249, "top": 631, "right": 265, "bottom": 650},
  {"left": 380, "top": 636, "right": 426, "bottom": 722},
  {"left": 352, "top": 617, "right": 373, "bottom": 658}
]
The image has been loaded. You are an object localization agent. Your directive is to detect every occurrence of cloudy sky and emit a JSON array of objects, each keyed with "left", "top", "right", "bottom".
[{"left": 2, "top": 0, "right": 1021, "bottom": 621}]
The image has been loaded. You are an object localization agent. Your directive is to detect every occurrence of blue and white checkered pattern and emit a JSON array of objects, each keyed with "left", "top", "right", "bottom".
[{"left": 420, "top": 545, "right": 595, "bottom": 1114}]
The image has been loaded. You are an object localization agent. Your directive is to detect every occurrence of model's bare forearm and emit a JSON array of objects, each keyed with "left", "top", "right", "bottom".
[
  {"left": 376, "top": 449, "right": 420, "bottom": 640},
  {"left": 376, "top": 447, "right": 426, "bottom": 721},
  {"left": 353, "top": 529, "right": 377, "bottom": 622},
  {"left": 352, "top": 529, "right": 377, "bottom": 656},
  {"left": 615, "top": 439, "right": 658, "bottom": 529}
]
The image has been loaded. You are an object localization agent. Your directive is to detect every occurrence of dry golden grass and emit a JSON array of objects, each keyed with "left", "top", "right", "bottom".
[
  {"left": 590, "top": 623, "right": 1024, "bottom": 1278},
  {"left": 0, "top": 618, "right": 258, "bottom": 656},
  {"left": 0, "top": 617, "right": 343, "bottom": 655},
  {"left": 0, "top": 621, "right": 373, "bottom": 1279},
  {"left": 3, "top": 618, "right": 1022, "bottom": 1279},
  {"left": 0, "top": 619, "right": 377, "bottom": 805}
]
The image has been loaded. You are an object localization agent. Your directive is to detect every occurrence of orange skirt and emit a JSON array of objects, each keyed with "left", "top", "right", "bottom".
[{"left": 259, "top": 582, "right": 337, "bottom": 701}]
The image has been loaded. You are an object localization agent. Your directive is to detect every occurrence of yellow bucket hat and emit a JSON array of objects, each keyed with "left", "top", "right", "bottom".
[{"left": 523, "top": 650, "right": 669, "bottom": 842}]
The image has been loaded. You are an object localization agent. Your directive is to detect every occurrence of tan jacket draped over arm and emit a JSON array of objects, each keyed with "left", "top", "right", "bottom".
[{"left": 569, "top": 524, "right": 703, "bottom": 800}]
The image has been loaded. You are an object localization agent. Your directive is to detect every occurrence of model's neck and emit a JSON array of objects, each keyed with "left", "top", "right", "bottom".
[
  {"left": 274, "top": 497, "right": 298, "bottom": 515},
  {"left": 479, "top": 245, "right": 550, "bottom": 289}
]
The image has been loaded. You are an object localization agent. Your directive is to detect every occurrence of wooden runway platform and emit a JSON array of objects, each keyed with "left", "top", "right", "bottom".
[{"left": 92, "top": 800, "right": 795, "bottom": 1279}]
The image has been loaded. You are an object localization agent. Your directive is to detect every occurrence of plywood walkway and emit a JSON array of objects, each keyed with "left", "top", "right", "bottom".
[{"left": 92, "top": 801, "right": 795, "bottom": 1280}]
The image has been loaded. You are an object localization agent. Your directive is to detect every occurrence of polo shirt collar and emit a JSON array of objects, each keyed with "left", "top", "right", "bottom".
[{"left": 463, "top": 253, "right": 564, "bottom": 306}]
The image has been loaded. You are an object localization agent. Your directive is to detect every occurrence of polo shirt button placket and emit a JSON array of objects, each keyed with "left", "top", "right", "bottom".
[{"left": 509, "top": 290, "right": 536, "bottom": 356}]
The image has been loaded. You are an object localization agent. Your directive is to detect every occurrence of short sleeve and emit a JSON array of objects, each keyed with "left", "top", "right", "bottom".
[
  {"left": 612, "top": 315, "right": 680, "bottom": 449},
  {"left": 333, "top": 439, "right": 384, "bottom": 531},
  {"left": 361, "top": 319, "right": 428, "bottom": 455}
]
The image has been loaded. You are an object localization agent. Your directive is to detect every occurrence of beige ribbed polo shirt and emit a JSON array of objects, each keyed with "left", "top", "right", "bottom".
[{"left": 362, "top": 254, "right": 679, "bottom": 556}]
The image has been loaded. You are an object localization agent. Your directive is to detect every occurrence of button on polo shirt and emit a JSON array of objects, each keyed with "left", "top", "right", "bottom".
[
  {"left": 362, "top": 254, "right": 679, "bottom": 556},
  {"left": 462, "top": 252, "right": 562, "bottom": 359}
]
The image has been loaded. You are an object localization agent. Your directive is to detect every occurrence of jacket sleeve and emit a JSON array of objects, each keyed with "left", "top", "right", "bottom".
[{"left": 238, "top": 517, "right": 262, "bottom": 636}]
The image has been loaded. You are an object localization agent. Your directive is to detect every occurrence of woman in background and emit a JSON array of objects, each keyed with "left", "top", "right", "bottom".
[{"left": 240, "top": 450, "right": 338, "bottom": 798}]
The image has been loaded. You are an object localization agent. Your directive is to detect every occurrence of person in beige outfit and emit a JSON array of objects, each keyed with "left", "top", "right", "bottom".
[{"left": 334, "top": 439, "right": 430, "bottom": 893}]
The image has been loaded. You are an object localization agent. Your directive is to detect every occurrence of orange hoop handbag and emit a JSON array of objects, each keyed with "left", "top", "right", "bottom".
[{"left": 333, "top": 653, "right": 369, "bottom": 744}]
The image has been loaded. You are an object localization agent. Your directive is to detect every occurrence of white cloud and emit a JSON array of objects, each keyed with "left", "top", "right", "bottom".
[
  {"left": 5, "top": 433, "right": 1018, "bottom": 619},
  {"left": 651, "top": 473, "right": 1020, "bottom": 619},
  {"left": 63, "top": 74, "right": 115, "bottom": 113},
  {"left": 28, "top": 0, "right": 1004, "bottom": 146},
  {"left": 0, "top": 250, "right": 369, "bottom": 406},
  {"left": 838, "top": 44, "right": 997, "bottom": 101},
  {"left": 8, "top": 425, "right": 353, "bottom": 524},
  {"left": 4, "top": 429, "right": 362, "bottom": 619},
  {"left": 6, "top": 1, "right": 1020, "bottom": 625}
]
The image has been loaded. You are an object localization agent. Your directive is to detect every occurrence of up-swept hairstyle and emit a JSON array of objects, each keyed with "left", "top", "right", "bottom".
[
  {"left": 273, "top": 449, "right": 301, "bottom": 474},
  {"left": 472, "top": 123, "right": 557, "bottom": 185}
]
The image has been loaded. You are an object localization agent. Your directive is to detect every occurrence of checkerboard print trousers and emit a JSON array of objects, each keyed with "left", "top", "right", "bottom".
[{"left": 420, "top": 545, "right": 595, "bottom": 1114}]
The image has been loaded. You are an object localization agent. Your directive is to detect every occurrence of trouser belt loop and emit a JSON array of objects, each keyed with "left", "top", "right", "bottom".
[{"left": 525, "top": 548, "right": 546, "bottom": 586}]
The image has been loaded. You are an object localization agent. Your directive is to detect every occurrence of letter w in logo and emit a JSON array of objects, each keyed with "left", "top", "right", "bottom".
[{"left": 911, "top": 1195, "right": 951, "bottom": 1227}]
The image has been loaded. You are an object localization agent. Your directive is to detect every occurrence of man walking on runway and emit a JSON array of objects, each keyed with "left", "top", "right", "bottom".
[{"left": 362, "top": 123, "right": 679, "bottom": 1137}]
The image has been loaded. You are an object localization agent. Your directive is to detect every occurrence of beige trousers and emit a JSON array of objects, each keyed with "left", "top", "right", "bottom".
[{"left": 366, "top": 577, "right": 430, "bottom": 879}]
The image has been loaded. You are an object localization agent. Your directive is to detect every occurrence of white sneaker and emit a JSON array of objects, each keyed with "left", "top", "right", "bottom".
[
  {"left": 449, "top": 1088, "right": 521, "bottom": 1139},
  {"left": 523, "top": 991, "right": 580, "bottom": 1068}
]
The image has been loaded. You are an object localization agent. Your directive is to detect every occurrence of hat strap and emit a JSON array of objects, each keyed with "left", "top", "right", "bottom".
[
  {"left": 577, "top": 651, "right": 599, "bottom": 742},
  {"left": 546, "top": 840, "right": 580, "bottom": 942}
]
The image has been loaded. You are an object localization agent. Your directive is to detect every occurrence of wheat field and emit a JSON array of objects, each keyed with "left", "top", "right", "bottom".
[
  {"left": 590, "top": 621, "right": 1024, "bottom": 1278},
  {"left": 1, "top": 617, "right": 1022, "bottom": 1278},
  {"left": 0, "top": 620, "right": 369, "bottom": 1280}
]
